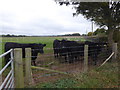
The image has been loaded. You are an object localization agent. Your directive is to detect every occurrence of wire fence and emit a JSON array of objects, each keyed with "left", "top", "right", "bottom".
[
  {"left": 30, "top": 44, "right": 111, "bottom": 64},
  {"left": 31, "top": 44, "right": 114, "bottom": 84},
  {"left": 1, "top": 42, "right": 115, "bottom": 85}
]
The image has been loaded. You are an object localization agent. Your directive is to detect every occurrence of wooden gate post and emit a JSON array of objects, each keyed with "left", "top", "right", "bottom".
[
  {"left": 112, "top": 43, "right": 118, "bottom": 60},
  {"left": 25, "top": 48, "right": 34, "bottom": 85},
  {"left": 84, "top": 45, "right": 88, "bottom": 72},
  {"left": 14, "top": 48, "right": 24, "bottom": 88}
]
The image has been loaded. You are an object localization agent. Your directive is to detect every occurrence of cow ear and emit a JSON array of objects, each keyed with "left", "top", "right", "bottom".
[{"left": 43, "top": 44, "right": 46, "bottom": 47}]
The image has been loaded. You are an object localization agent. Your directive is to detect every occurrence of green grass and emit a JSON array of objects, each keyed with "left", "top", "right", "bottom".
[
  {"left": 30, "top": 61, "right": 119, "bottom": 88},
  {"left": 31, "top": 78, "right": 77, "bottom": 88}
]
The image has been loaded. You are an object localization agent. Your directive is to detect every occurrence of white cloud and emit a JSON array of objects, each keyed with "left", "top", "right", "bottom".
[{"left": 0, "top": 0, "right": 98, "bottom": 35}]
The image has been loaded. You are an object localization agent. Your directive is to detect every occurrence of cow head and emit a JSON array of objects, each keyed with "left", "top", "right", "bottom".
[
  {"left": 32, "top": 43, "right": 46, "bottom": 54},
  {"left": 38, "top": 44, "right": 46, "bottom": 54}
]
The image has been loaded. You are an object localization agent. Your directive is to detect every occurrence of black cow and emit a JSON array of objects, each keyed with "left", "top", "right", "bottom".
[
  {"left": 53, "top": 39, "right": 61, "bottom": 58},
  {"left": 53, "top": 39, "right": 83, "bottom": 63},
  {"left": 5, "top": 42, "right": 46, "bottom": 66},
  {"left": 60, "top": 39, "right": 84, "bottom": 63},
  {"left": 85, "top": 41, "right": 108, "bottom": 65}
]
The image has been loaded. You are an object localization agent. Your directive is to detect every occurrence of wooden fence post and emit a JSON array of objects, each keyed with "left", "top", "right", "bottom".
[
  {"left": 84, "top": 45, "right": 88, "bottom": 72},
  {"left": 14, "top": 48, "right": 24, "bottom": 88},
  {"left": 112, "top": 43, "right": 118, "bottom": 60},
  {"left": 25, "top": 48, "right": 34, "bottom": 85}
]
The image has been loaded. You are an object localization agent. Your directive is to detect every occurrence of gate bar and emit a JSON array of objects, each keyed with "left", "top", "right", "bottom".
[
  {"left": 0, "top": 49, "right": 13, "bottom": 58},
  {"left": 0, "top": 59, "right": 12, "bottom": 75},
  {"left": 8, "top": 78, "right": 14, "bottom": 88},
  {"left": 4, "top": 73, "right": 13, "bottom": 88},
  {"left": 0, "top": 70, "right": 12, "bottom": 89}
]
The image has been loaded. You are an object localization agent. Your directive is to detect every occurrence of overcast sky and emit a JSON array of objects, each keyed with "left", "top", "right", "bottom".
[{"left": 0, "top": 0, "right": 99, "bottom": 36}]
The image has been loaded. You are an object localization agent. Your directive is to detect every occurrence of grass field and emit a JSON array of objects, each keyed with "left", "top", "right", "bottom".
[{"left": 0, "top": 36, "right": 119, "bottom": 88}]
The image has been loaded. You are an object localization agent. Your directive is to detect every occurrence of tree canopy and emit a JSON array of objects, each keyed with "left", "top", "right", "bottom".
[
  {"left": 93, "top": 28, "right": 107, "bottom": 35},
  {"left": 56, "top": 1, "right": 120, "bottom": 28},
  {"left": 87, "top": 32, "right": 93, "bottom": 36},
  {"left": 55, "top": 1, "right": 120, "bottom": 46},
  {"left": 73, "top": 2, "right": 120, "bottom": 28}
]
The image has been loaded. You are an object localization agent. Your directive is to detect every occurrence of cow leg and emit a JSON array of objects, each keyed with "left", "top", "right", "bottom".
[
  {"left": 5, "top": 54, "right": 10, "bottom": 65},
  {"left": 22, "top": 48, "right": 25, "bottom": 58},
  {"left": 64, "top": 54, "right": 69, "bottom": 63},
  {"left": 94, "top": 59, "right": 97, "bottom": 65},
  {"left": 54, "top": 52, "right": 57, "bottom": 58},
  {"left": 94, "top": 55, "right": 97, "bottom": 65},
  {"left": 54, "top": 54, "right": 57, "bottom": 58},
  {"left": 68, "top": 56, "right": 74, "bottom": 63},
  {"left": 54, "top": 49, "right": 58, "bottom": 58},
  {"left": 75, "top": 56, "right": 78, "bottom": 61},
  {"left": 32, "top": 60, "right": 36, "bottom": 66},
  {"left": 56, "top": 52, "right": 59, "bottom": 58},
  {"left": 65, "top": 56, "right": 67, "bottom": 62}
]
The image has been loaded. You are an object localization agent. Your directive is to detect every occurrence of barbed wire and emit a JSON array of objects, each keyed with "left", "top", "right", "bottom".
[
  {"left": 9, "top": 53, "right": 111, "bottom": 66},
  {"left": 30, "top": 52, "right": 109, "bottom": 59},
  {"left": 1, "top": 41, "right": 108, "bottom": 51},
  {"left": 2, "top": 46, "right": 110, "bottom": 62},
  {"left": 2, "top": 43, "right": 112, "bottom": 66},
  {"left": 2, "top": 46, "right": 108, "bottom": 52},
  {"left": 2, "top": 46, "right": 111, "bottom": 59}
]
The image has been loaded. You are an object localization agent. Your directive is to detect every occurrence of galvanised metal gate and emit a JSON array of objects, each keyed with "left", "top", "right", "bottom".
[{"left": 0, "top": 49, "right": 14, "bottom": 89}]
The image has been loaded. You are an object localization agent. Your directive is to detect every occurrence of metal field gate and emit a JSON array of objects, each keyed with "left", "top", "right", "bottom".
[{"left": 0, "top": 49, "right": 14, "bottom": 89}]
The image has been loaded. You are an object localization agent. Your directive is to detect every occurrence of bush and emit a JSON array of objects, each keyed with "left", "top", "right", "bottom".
[{"left": 87, "top": 32, "right": 93, "bottom": 36}]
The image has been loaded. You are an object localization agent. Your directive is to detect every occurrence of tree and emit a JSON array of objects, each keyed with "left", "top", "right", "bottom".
[
  {"left": 113, "top": 29, "right": 120, "bottom": 43},
  {"left": 87, "top": 32, "right": 93, "bottom": 36},
  {"left": 55, "top": 1, "right": 120, "bottom": 47},
  {"left": 94, "top": 28, "right": 107, "bottom": 35},
  {"left": 72, "top": 33, "right": 80, "bottom": 36}
]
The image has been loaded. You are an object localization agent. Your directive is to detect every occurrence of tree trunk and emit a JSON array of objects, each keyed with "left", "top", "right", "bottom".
[
  {"left": 108, "top": 26, "right": 114, "bottom": 47},
  {"left": 118, "top": 40, "right": 120, "bottom": 60}
]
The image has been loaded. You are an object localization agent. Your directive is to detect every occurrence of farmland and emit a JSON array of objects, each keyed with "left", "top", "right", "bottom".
[{"left": 0, "top": 36, "right": 119, "bottom": 88}]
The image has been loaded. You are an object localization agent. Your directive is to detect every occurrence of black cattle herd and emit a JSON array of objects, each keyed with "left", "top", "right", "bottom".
[
  {"left": 53, "top": 39, "right": 108, "bottom": 65},
  {"left": 5, "top": 39, "right": 108, "bottom": 66}
]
